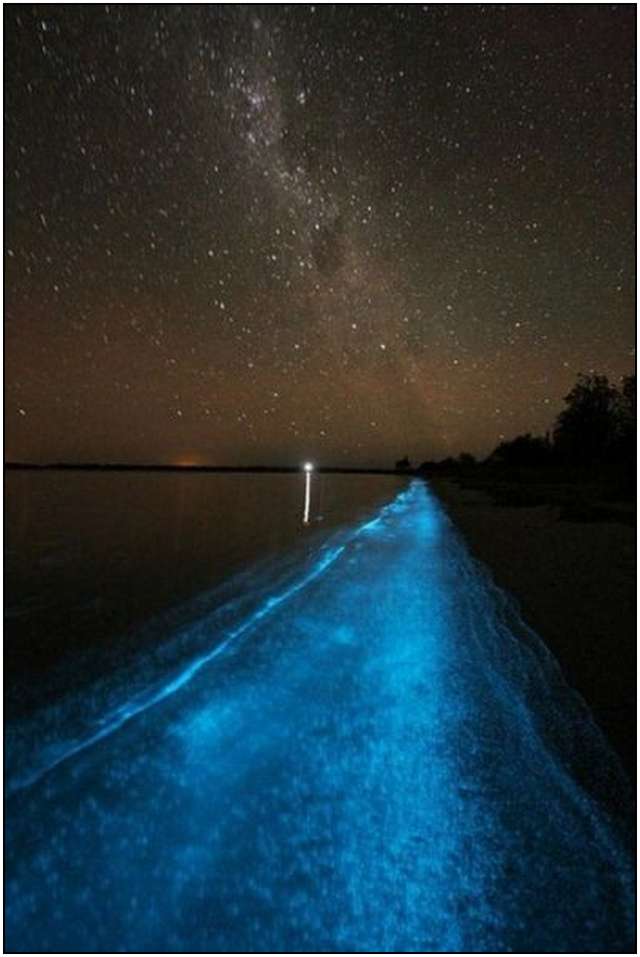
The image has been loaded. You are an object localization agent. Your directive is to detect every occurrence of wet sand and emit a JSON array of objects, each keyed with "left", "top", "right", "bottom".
[{"left": 430, "top": 479, "right": 636, "bottom": 786}]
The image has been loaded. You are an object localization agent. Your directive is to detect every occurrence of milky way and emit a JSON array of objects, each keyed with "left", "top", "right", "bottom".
[{"left": 5, "top": 5, "right": 635, "bottom": 465}]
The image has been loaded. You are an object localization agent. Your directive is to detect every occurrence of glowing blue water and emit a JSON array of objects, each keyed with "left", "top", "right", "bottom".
[{"left": 5, "top": 481, "right": 634, "bottom": 952}]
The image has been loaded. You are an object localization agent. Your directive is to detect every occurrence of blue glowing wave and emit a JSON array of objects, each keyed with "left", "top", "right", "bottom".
[
  {"left": 6, "top": 490, "right": 413, "bottom": 796},
  {"left": 4, "top": 480, "right": 635, "bottom": 952}
]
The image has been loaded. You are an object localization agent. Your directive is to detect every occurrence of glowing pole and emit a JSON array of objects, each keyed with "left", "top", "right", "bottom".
[{"left": 302, "top": 462, "right": 313, "bottom": 524}]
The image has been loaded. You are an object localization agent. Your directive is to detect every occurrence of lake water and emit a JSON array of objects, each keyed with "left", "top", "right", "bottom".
[
  {"left": 4, "top": 475, "right": 634, "bottom": 952},
  {"left": 5, "top": 470, "right": 407, "bottom": 720}
]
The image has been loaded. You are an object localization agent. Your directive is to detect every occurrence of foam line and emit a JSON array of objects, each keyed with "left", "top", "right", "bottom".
[
  {"left": 8, "top": 487, "right": 416, "bottom": 795},
  {"left": 8, "top": 542, "right": 352, "bottom": 795},
  {"left": 8, "top": 523, "right": 372, "bottom": 795}
]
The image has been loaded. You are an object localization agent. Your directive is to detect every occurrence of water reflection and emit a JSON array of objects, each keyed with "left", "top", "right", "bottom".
[
  {"left": 5, "top": 481, "right": 634, "bottom": 953},
  {"left": 5, "top": 470, "right": 406, "bottom": 719},
  {"left": 302, "top": 462, "right": 313, "bottom": 525}
]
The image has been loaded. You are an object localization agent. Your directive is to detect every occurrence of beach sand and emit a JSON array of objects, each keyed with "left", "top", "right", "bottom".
[{"left": 430, "top": 479, "right": 636, "bottom": 786}]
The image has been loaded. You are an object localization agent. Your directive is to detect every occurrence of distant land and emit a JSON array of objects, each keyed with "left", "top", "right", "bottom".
[{"left": 4, "top": 462, "right": 407, "bottom": 476}]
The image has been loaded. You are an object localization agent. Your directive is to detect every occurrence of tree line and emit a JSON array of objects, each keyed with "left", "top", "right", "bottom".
[
  {"left": 396, "top": 372, "right": 635, "bottom": 479},
  {"left": 488, "top": 373, "right": 635, "bottom": 469}
]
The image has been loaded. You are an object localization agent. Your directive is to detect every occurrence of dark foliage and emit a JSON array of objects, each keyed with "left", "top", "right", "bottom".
[
  {"left": 488, "top": 433, "right": 553, "bottom": 468},
  {"left": 418, "top": 372, "right": 635, "bottom": 506},
  {"left": 482, "top": 372, "right": 636, "bottom": 471},
  {"left": 553, "top": 374, "right": 623, "bottom": 466}
]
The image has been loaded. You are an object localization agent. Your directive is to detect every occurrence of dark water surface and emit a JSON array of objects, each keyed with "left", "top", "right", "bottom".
[
  {"left": 5, "top": 470, "right": 406, "bottom": 719},
  {"left": 4, "top": 480, "right": 634, "bottom": 953}
]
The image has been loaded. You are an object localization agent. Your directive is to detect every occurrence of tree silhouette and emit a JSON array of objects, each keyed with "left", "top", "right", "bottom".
[
  {"left": 488, "top": 433, "right": 552, "bottom": 468},
  {"left": 616, "top": 374, "right": 636, "bottom": 458},
  {"left": 553, "top": 374, "right": 620, "bottom": 466}
]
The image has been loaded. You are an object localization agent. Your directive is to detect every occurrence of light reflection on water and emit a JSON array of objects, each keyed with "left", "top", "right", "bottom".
[
  {"left": 4, "top": 480, "right": 634, "bottom": 953},
  {"left": 5, "top": 470, "right": 406, "bottom": 717}
]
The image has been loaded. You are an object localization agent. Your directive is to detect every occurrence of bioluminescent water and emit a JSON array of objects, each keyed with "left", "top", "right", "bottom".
[{"left": 5, "top": 481, "right": 634, "bottom": 953}]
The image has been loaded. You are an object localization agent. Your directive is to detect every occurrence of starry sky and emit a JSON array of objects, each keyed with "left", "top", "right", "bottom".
[{"left": 5, "top": 4, "right": 636, "bottom": 466}]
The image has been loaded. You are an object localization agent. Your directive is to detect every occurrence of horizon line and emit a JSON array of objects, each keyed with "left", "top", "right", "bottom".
[{"left": 4, "top": 461, "right": 414, "bottom": 475}]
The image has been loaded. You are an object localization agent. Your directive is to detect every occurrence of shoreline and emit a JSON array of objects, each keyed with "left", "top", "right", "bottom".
[{"left": 430, "top": 478, "right": 636, "bottom": 787}]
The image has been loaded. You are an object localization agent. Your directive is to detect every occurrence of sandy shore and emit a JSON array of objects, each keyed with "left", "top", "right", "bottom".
[{"left": 430, "top": 478, "right": 636, "bottom": 786}]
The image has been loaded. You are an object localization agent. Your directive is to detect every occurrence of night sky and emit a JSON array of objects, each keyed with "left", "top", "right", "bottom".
[{"left": 5, "top": 4, "right": 636, "bottom": 466}]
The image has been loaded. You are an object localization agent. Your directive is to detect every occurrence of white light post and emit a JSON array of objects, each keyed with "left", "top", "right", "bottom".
[{"left": 302, "top": 462, "right": 314, "bottom": 524}]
